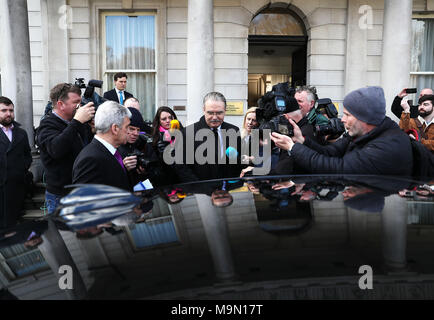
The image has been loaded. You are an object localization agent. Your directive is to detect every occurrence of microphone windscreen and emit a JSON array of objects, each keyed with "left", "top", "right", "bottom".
[
  {"left": 170, "top": 119, "right": 180, "bottom": 130},
  {"left": 226, "top": 146, "right": 238, "bottom": 160}
]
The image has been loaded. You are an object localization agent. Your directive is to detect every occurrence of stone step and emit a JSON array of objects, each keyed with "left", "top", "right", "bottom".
[{"left": 22, "top": 209, "right": 46, "bottom": 219}]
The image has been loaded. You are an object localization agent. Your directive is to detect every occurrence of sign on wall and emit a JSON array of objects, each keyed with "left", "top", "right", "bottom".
[{"left": 226, "top": 101, "right": 244, "bottom": 115}]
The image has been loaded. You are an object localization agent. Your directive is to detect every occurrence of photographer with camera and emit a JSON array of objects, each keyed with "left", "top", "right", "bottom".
[
  {"left": 399, "top": 94, "right": 434, "bottom": 152},
  {"left": 270, "top": 86, "right": 413, "bottom": 176},
  {"left": 391, "top": 87, "right": 433, "bottom": 119},
  {"left": 37, "top": 83, "right": 95, "bottom": 214},
  {"left": 295, "top": 86, "right": 317, "bottom": 117},
  {"left": 117, "top": 107, "right": 163, "bottom": 188},
  {"left": 248, "top": 83, "right": 333, "bottom": 176}
]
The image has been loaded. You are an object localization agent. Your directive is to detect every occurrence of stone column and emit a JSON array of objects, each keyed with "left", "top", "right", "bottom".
[
  {"left": 186, "top": 0, "right": 214, "bottom": 125},
  {"left": 381, "top": 194, "right": 408, "bottom": 272},
  {"left": 0, "top": 0, "right": 34, "bottom": 146},
  {"left": 344, "top": 0, "right": 368, "bottom": 94},
  {"left": 195, "top": 194, "right": 237, "bottom": 283},
  {"left": 380, "top": 0, "right": 413, "bottom": 120},
  {"left": 39, "top": 219, "right": 87, "bottom": 300},
  {"left": 44, "top": 0, "right": 69, "bottom": 88}
]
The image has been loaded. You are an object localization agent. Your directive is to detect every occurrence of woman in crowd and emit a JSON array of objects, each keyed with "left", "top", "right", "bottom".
[
  {"left": 151, "top": 106, "right": 183, "bottom": 156},
  {"left": 241, "top": 107, "right": 259, "bottom": 143},
  {"left": 240, "top": 107, "right": 261, "bottom": 177},
  {"left": 150, "top": 107, "right": 184, "bottom": 185}
]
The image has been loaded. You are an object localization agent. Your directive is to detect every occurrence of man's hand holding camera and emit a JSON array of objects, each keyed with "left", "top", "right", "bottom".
[
  {"left": 123, "top": 155, "right": 146, "bottom": 174},
  {"left": 270, "top": 118, "right": 304, "bottom": 151},
  {"left": 73, "top": 102, "right": 95, "bottom": 123}
]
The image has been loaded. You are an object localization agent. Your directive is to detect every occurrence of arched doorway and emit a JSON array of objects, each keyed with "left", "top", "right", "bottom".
[{"left": 248, "top": 6, "right": 308, "bottom": 108}]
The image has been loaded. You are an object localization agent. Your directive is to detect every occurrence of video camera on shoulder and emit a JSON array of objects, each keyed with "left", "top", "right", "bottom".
[
  {"left": 74, "top": 78, "right": 106, "bottom": 110},
  {"left": 307, "top": 98, "right": 345, "bottom": 139},
  {"left": 256, "top": 82, "right": 296, "bottom": 137}
]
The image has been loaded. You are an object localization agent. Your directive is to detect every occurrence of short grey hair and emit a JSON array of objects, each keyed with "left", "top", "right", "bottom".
[
  {"left": 203, "top": 92, "right": 227, "bottom": 109},
  {"left": 95, "top": 101, "right": 131, "bottom": 134},
  {"left": 296, "top": 85, "right": 318, "bottom": 104}
]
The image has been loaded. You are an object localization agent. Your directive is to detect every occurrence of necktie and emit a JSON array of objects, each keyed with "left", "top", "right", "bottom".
[
  {"left": 119, "top": 91, "right": 124, "bottom": 105},
  {"left": 212, "top": 128, "right": 221, "bottom": 160},
  {"left": 114, "top": 150, "right": 126, "bottom": 171}
]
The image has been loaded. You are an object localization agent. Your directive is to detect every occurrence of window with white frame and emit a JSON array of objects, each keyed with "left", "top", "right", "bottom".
[
  {"left": 102, "top": 13, "right": 156, "bottom": 121},
  {"left": 0, "top": 244, "right": 49, "bottom": 281},
  {"left": 125, "top": 198, "right": 181, "bottom": 251},
  {"left": 410, "top": 18, "right": 434, "bottom": 91}
]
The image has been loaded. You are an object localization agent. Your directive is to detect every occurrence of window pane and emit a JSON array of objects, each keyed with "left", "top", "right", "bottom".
[
  {"left": 106, "top": 72, "right": 155, "bottom": 121},
  {"left": 130, "top": 217, "right": 179, "bottom": 249},
  {"left": 106, "top": 15, "right": 155, "bottom": 70},
  {"left": 249, "top": 13, "right": 305, "bottom": 36},
  {"left": 411, "top": 74, "right": 434, "bottom": 93},
  {"left": 6, "top": 250, "right": 48, "bottom": 278},
  {"left": 411, "top": 19, "right": 434, "bottom": 72}
]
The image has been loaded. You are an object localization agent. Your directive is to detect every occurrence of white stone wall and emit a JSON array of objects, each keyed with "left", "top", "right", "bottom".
[
  {"left": 68, "top": 0, "right": 91, "bottom": 85},
  {"left": 167, "top": 0, "right": 188, "bottom": 125},
  {"left": 27, "top": 0, "right": 45, "bottom": 125},
  {"left": 23, "top": 0, "right": 433, "bottom": 126}
]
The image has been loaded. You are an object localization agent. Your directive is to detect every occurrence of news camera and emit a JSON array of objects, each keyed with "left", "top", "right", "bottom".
[
  {"left": 74, "top": 78, "right": 106, "bottom": 110},
  {"left": 256, "top": 82, "right": 296, "bottom": 137},
  {"left": 307, "top": 98, "right": 345, "bottom": 139}
]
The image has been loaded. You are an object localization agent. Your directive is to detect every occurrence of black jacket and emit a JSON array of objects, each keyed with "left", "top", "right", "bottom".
[
  {"left": 272, "top": 116, "right": 321, "bottom": 175},
  {"left": 391, "top": 95, "right": 418, "bottom": 119},
  {"left": 290, "top": 117, "right": 413, "bottom": 175},
  {"left": 0, "top": 122, "right": 32, "bottom": 228},
  {"left": 72, "top": 138, "right": 131, "bottom": 191},
  {"left": 174, "top": 116, "right": 243, "bottom": 182},
  {"left": 103, "top": 89, "right": 133, "bottom": 104},
  {"left": 36, "top": 113, "right": 93, "bottom": 195}
]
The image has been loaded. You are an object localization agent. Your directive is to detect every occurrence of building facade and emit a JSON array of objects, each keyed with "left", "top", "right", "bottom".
[{"left": 1, "top": 0, "right": 433, "bottom": 130}]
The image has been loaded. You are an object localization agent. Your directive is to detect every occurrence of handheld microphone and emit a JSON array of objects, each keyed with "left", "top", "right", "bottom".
[
  {"left": 163, "top": 119, "right": 180, "bottom": 142},
  {"left": 163, "top": 130, "right": 172, "bottom": 142}
]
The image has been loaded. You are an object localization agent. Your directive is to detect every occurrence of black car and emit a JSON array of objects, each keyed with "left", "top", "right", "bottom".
[{"left": 1, "top": 175, "right": 433, "bottom": 301}]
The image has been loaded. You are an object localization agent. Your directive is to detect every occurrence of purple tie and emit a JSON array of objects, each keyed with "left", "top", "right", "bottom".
[{"left": 114, "top": 150, "right": 126, "bottom": 171}]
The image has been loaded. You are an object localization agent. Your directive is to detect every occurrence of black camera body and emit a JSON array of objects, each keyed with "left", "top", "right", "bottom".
[
  {"left": 74, "top": 78, "right": 106, "bottom": 110},
  {"left": 307, "top": 98, "right": 345, "bottom": 139},
  {"left": 128, "top": 150, "right": 157, "bottom": 170},
  {"left": 256, "top": 82, "right": 296, "bottom": 137},
  {"left": 315, "top": 117, "right": 345, "bottom": 137},
  {"left": 260, "top": 114, "right": 294, "bottom": 137}
]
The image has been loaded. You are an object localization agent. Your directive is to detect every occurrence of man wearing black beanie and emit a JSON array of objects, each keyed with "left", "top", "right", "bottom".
[
  {"left": 270, "top": 86, "right": 413, "bottom": 176},
  {"left": 399, "top": 94, "right": 434, "bottom": 152},
  {"left": 118, "top": 107, "right": 153, "bottom": 185}
]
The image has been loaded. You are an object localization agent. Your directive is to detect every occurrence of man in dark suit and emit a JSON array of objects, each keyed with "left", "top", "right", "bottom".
[
  {"left": 173, "top": 92, "right": 243, "bottom": 182},
  {"left": 72, "top": 101, "right": 133, "bottom": 191},
  {"left": 103, "top": 72, "right": 133, "bottom": 105},
  {"left": 0, "top": 96, "right": 32, "bottom": 228}
]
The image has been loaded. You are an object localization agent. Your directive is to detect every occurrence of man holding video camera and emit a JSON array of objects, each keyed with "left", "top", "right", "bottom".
[
  {"left": 391, "top": 87, "right": 433, "bottom": 119},
  {"left": 270, "top": 86, "right": 413, "bottom": 176},
  {"left": 399, "top": 94, "right": 434, "bottom": 152},
  {"left": 37, "top": 83, "right": 95, "bottom": 214}
]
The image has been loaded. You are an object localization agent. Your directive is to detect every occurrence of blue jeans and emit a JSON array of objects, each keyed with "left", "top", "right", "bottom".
[{"left": 45, "top": 191, "right": 62, "bottom": 215}]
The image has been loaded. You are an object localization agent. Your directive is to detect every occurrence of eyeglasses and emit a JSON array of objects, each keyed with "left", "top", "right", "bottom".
[{"left": 206, "top": 111, "right": 225, "bottom": 116}]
